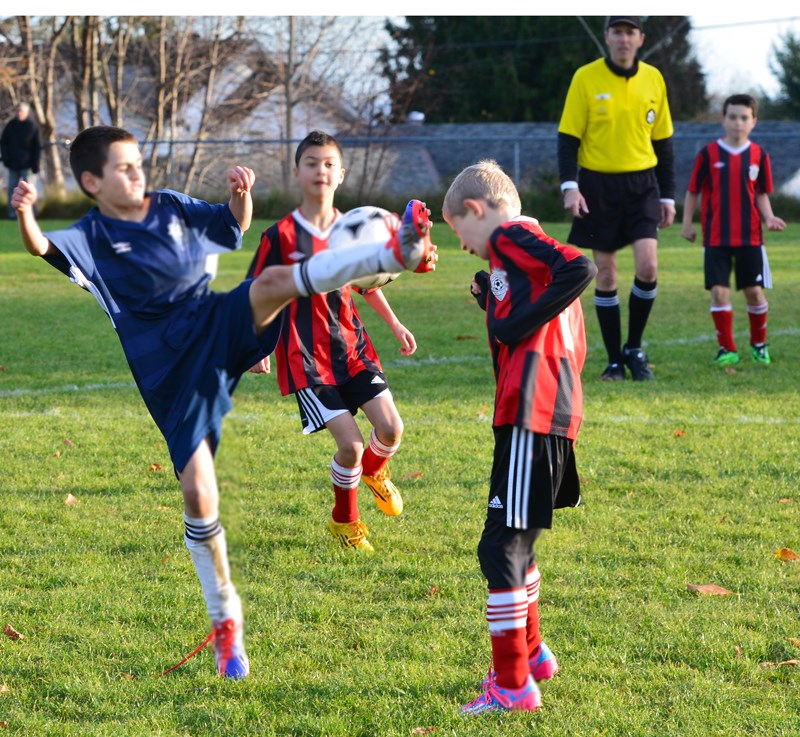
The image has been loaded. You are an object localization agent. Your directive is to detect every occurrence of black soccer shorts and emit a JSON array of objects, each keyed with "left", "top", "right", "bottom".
[
  {"left": 704, "top": 246, "right": 772, "bottom": 291},
  {"left": 295, "top": 369, "right": 391, "bottom": 434}
]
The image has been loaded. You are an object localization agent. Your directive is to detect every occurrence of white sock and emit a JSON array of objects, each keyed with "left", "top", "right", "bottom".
[
  {"left": 184, "top": 514, "right": 242, "bottom": 623},
  {"left": 295, "top": 239, "right": 405, "bottom": 295}
]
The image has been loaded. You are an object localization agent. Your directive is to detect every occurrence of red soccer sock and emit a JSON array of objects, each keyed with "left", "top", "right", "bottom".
[
  {"left": 361, "top": 429, "right": 399, "bottom": 477},
  {"left": 747, "top": 302, "right": 768, "bottom": 346},
  {"left": 330, "top": 459, "right": 361, "bottom": 523},
  {"left": 487, "top": 588, "right": 529, "bottom": 689},
  {"left": 710, "top": 305, "right": 736, "bottom": 351},
  {"left": 525, "top": 564, "right": 542, "bottom": 658}
]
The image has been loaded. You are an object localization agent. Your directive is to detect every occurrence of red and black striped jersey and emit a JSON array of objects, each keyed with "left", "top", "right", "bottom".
[
  {"left": 246, "top": 210, "right": 381, "bottom": 395},
  {"left": 687, "top": 139, "right": 773, "bottom": 248},
  {"left": 485, "top": 218, "right": 596, "bottom": 440}
]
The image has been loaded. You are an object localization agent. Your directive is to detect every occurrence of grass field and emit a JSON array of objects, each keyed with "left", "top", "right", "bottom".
[{"left": 0, "top": 215, "right": 798, "bottom": 737}]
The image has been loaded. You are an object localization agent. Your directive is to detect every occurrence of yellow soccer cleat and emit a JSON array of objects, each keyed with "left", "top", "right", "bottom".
[
  {"left": 328, "top": 517, "right": 374, "bottom": 552},
  {"left": 362, "top": 466, "right": 404, "bottom": 517}
]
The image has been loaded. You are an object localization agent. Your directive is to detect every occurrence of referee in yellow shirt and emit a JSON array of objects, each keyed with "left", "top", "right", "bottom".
[{"left": 558, "top": 16, "right": 675, "bottom": 381}]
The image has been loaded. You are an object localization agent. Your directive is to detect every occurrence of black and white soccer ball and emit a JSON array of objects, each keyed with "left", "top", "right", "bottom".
[{"left": 328, "top": 206, "right": 402, "bottom": 291}]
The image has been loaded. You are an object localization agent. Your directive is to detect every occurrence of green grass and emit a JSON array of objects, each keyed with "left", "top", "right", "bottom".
[{"left": 0, "top": 216, "right": 798, "bottom": 736}]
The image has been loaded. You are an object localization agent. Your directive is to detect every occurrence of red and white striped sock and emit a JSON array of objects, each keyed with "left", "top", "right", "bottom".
[
  {"left": 710, "top": 304, "right": 736, "bottom": 352},
  {"left": 330, "top": 459, "right": 362, "bottom": 523},
  {"left": 525, "top": 564, "right": 542, "bottom": 658},
  {"left": 487, "top": 587, "right": 529, "bottom": 689},
  {"left": 361, "top": 429, "right": 400, "bottom": 477},
  {"left": 747, "top": 301, "right": 768, "bottom": 346}
]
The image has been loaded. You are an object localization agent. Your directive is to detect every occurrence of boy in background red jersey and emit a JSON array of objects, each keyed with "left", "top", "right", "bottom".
[
  {"left": 247, "top": 130, "right": 437, "bottom": 551},
  {"left": 681, "top": 93, "right": 785, "bottom": 366},
  {"left": 442, "top": 160, "right": 596, "bottom": 715}
]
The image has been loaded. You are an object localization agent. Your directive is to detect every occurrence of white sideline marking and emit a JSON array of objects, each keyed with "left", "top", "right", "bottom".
[
  {"left": 1, "top": 326, "right": 798, "bottom": 399},
  {"left": 0, "top": 381, "right": 135, "bottom": 398}
]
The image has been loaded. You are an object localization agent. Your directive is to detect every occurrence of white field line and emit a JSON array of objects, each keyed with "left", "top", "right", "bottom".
[{"left": 1, "top": 327, "right": 798, "bottom": 401}]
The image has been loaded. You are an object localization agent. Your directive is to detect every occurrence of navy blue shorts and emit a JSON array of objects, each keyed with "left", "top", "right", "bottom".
[{"left": 138, "top": 279, "right": 281, "bottom": 473}]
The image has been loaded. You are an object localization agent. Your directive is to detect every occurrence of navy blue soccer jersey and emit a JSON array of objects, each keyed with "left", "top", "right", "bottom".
[{"left": 43, "top": 189, "right": 279, "bottom": 472}]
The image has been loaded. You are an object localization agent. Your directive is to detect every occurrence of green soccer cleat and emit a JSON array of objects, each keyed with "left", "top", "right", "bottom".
[
  {"left": 751, "top": 343, "right": 771, "bottom": 365},
  {"left": 328, "top": 517, "right": 374, "bottom": 552},
  {"left": 714, "top": 348, "right": 740, "bottom": 367}
]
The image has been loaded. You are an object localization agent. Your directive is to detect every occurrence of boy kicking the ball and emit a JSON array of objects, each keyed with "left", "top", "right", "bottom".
[
  {"left": 246, "top": 130, "right": 437, "bottom": 552},
  {"left": 12, "top": 125, "right": 434, "bottom": 679},
  {"left": 443, "top": 160, "right": 596, "bottom": 714}
]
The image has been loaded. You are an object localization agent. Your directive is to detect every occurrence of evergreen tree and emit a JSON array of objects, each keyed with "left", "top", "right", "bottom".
[{"left": 380, "top": 16, "right": 707, "bottom": 123}]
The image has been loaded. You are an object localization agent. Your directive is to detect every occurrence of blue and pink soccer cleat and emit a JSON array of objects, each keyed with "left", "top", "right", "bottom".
[
  {"left": 461, "top": 674, "right": 541, "bottom": 716},
  {"left": 213, "top": 618, "right": 250, "bottom": 680},
  {"left": 390, "top": 199, "right": 436, "bottom": 272}
]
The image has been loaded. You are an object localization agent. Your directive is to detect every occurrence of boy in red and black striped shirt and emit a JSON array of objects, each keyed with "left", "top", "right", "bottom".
[
  {"left": 247, "top": 130, "right": 437, "bottom": 553},
  {"left": 681, "top": 94, "right": 786, "bottom": 366},
  {"left": 443, "top": 160, "right": 596, "bottom": 715}
]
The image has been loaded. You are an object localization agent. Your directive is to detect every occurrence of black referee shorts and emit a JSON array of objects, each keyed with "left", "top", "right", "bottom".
[{"left": 569, "top": 168, "right": 661, "bottom": 252}]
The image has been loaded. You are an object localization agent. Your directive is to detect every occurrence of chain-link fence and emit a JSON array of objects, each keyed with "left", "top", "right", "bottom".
[{"left": 9, "top": 122, "right": 800, "bottom": 213}]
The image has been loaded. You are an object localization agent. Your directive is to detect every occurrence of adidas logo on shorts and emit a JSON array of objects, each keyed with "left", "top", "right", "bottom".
[{"left": 488, "top": 496, "right": 504, "bottom": 509}]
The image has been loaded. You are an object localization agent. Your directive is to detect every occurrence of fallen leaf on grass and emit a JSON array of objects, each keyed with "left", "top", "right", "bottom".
[
  {"left": 64, "top": 494, "right": 79, "bottom": 506},
  {"left": 454, "top": 335, "right": 477, "bottom": 341},
  {"left": 719, "top": 515, "right": 730, "bottom": 523},
  {"left": 778, "top": 498, "right": 793, "bottom": 504},
  {"left": 673, "top": 429, "right": 687, "bottom": 437},
  {"left": 120, "top": 673, "right": 134, "bottom": 680},
  {"left": 63, "top": 438, "right": 75, "bottom": 447},
  {"left": 148, "top": 463, "right": 164, "bottom": 472},
  {"left": 53, "top": 450, "right": 61, "bottom": 458},
  {"left": 724, "top": 366, "right": 737, "bottom": 376},
  {"left": 3, "top": 624, "right": 24, "bottom": 641},
  {"left": 687, "top": 584, "right": 732, "bottom": 596},
  {"left": 0, "top": 684, "right": 7, "bottom": 694},
  {"left": 411, "top": 728, "right": 439, "bottom": 736},
  {"left": 427, "top": 586, "right": 439, "bottom": 597},
  {"left": 402, "top": 471, "right": 423, "bottom": 481},
  {"left": 775, "top": 548, "right": 799, "bottom": 562},
  {"left": 0, "top": 720, "right": 7, "bottom": 728},
  {"left": 789, "top": 638, "right": 800, "bottom": 649},
  {"left": 0, "top": 365, "right": 5, "bottom": 371},
  {"left": 734, "top": 645, "right": 743, "bottom": 658},
  {"left": 759, "top": 659, "right": 799, "bottom": 668}
]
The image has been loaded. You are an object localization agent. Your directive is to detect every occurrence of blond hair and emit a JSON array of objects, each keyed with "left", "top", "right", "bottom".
[{"left": 443, "top": 160, "right": 521, "bottom": 218}]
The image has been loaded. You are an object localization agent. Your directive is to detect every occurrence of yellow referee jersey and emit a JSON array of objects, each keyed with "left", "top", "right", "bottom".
[{"left": 558, "top": 58, "right": 673, "bottom": 173}]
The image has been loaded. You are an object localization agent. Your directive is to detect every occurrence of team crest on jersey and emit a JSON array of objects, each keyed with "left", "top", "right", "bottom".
[
  {"left": 646, "top": 108, "right": 656, "bottom": 124},
  {"left": 490, "top": 268, "right": 509, "bottom": 301},
  {"left": 749, "top": 164, "right": 760, "bottom": 181},
  {"left": 168, "top": 216, "right": 186, "bottom": 247}
]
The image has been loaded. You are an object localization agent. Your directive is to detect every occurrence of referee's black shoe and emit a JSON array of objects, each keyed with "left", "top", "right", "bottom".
[
  {"left": 622, "top": 345, "right": 654, "bottom": 381},
  {"left": 600, "top": 362, "right": 626, "bottom": 381}
]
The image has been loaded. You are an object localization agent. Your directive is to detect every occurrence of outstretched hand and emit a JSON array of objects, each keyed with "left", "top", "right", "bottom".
[{"left": 228, "top": 166, "right": 255, "bottom": 195}]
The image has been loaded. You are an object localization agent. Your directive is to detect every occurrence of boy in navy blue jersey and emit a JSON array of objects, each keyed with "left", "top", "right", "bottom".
[{"left": 12, "top": 125, "right": 434, "bottom": 679}]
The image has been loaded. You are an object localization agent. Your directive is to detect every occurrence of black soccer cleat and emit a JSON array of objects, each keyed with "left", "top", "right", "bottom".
[{"left": 622, "top": 345, "right": 653, "bottom": 381}]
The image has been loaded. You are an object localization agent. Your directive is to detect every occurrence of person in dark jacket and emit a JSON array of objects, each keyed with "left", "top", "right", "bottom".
[{"left": 1, "top": 102, "right": 42, "bottom": 219}]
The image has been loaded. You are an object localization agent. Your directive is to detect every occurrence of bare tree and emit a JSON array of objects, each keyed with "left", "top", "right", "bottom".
[{"left": 13, "top": 16, "right": 72, "bottom": 193}]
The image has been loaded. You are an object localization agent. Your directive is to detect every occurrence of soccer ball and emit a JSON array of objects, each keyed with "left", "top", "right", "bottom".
[{"left": 328, "top": 206, "right": 402, "bottom": 291}]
